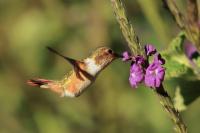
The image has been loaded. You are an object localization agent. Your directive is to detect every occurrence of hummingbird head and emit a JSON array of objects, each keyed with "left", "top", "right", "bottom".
[
  {"left": 93, "top": 47, "right": 122, "bottom": 65},
  {"left": 84, "top": 47, "right": 122, "bottom": 75}
]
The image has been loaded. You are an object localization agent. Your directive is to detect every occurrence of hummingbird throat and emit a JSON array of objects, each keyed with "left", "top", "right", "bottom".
[{"left": 84, "top": 58, "right": 101, "bottom": 76}]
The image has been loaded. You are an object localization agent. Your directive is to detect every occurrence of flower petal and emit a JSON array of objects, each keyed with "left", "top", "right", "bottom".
[
  {"left": 145, "top": 44, "right": 157, "bottom": 56},
  {"left": 145, "top": 61, "right": 165, "bottom": 88},
  {"left": 129, "top": 64, "right": 144, "bottom": 88},
  {"left": 153, "top": 53, "right": 165, "bottom": 65},
  {"left": 122, "top": 51, "right": 131, "bottom": 61},
  {"left": 183, "top": 41, "right": 199, "bottom": 59}
]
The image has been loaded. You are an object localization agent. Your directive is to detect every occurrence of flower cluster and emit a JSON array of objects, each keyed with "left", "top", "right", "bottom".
[{"left": 123, "top": 44, "right": 165, "bottom": 88}]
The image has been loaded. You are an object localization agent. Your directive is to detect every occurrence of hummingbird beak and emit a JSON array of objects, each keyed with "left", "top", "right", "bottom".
[{"left": 113, "top": 53, "right": 123, "bottom": 58}]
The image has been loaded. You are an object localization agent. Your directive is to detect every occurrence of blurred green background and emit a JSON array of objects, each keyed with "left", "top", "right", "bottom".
[{"left": 0, "top": 0, "right": 199, "bottom": 133}]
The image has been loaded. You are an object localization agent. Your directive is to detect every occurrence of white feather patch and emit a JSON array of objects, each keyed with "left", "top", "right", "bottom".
[
  {"left": 85, "top": 58, "right": 101, "bottom": 76},
  {"left": 63, "top": 90, "right": 75, "bottom": 97}
]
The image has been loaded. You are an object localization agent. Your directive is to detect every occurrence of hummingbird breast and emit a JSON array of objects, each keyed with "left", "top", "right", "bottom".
[
  {"left": 63, "top": 70, "right": 95, "bottom": 97},
  {"left": 61, "top": 58, "right": 102, "bottom": 97}
]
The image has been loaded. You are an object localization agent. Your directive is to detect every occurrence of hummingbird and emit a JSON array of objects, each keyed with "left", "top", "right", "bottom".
[{"left": 27, "top": 46, "right": 122, "bottom": 97}]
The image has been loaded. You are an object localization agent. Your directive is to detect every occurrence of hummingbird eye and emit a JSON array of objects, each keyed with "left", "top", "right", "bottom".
[{"left": 107, "top": 49, "right": 113, "bottom": 54}]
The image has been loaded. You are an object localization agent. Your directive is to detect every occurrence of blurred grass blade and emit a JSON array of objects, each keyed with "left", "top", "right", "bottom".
[{"left": 137, "top": 0, "right": 170, "bottom": 44}]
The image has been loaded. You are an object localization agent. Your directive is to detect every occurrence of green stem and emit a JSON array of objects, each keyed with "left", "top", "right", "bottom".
[
  {"left": 163, "top": 0, "right": 200, "bottom": 52},
  {"left": 163, "top": 0, "right": 185, "bottom": 29},
  {"left": 155, "top": 85, "right": 187, "bottom": 133},
  {"left": 187, "top": 0, "right": 198, "bottom": 23},
  {"left": 111, "top": 0, "right": 187, "bottom": 132},
  {"left": 110, "top": 0, "right": 144, "bottom": 57}
]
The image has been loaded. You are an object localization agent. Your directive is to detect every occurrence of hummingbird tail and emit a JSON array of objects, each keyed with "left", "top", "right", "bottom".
[
  {"left": 27, "top": 78, "right": 52, "bottom": 88},
  {"left": 27, "top": 78, "right": 65, "bottom": 96}
]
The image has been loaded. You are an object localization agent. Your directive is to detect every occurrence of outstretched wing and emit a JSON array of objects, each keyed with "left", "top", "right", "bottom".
[{"left": 46, "top": 46, "right": 84, "bottom": 80}]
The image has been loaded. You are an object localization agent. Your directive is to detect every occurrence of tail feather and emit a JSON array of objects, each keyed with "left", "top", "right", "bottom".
[
  {"left": 27, "top": 79, "right": 51, "bottom": 87},
  {"left": 27, "top": 78, "right": 64, "bottom": 96}
]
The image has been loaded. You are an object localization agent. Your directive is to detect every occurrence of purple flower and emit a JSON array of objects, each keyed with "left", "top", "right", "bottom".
[
  {"left": 134, "top": 55, "right": 145, "bottom": 65},
  {"left": 145, "top": 44, "right": 157, "bottom": 56},
  {"left": 183, "top": 41, "right": 198, "bottom": 59},
  {"left": 123, "top": 44, "right": 166, "bottom": 89},
  {"left": 129, "top": 64, "right": 144, "bottom": 88},
  {"left": 122, "top": 51, "right": 131, "bottom": 61},
  {"left": 144, "top": 62, "right": 165, "bottom": 88},
  {"left": 153, "top": 53, "right": 165, "bottom": 65}
]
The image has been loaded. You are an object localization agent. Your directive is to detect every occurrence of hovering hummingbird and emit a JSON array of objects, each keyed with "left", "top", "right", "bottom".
[{"left": 27, "top": 46, "right": 122, "bottom": 97}]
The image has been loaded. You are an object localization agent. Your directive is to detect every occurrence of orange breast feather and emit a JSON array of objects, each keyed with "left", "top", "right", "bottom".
[{"left": 66, "top": 63, "right": 90, "bottom": 95}]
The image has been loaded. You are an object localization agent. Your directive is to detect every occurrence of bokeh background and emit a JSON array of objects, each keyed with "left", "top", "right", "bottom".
[{"left": 0, "top": 0, "right": 199, "bottom": 133}]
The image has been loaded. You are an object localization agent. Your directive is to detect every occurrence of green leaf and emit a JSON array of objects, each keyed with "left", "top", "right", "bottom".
[
  {"left": 163, "top": 56, "right": 189, "bottom": 79},
  {"left": 161, "top": 32, "right": 190, "bottom": 79},
  {"left": 174, "top": 87, "right": 186, "bottom": 111},
  {"left": 163, "top": 32, "right": 185, "bottom": 55},
  {"left": 168, "top": 70, "right": 200, "bottom": 111},
  {"left": 163, "top": 32, "right": 200, "bottom": 111}
]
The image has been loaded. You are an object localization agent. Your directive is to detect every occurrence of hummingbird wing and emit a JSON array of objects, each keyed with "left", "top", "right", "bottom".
[{"left": 46, "top": 47, "right": 84, "bottom": 80}]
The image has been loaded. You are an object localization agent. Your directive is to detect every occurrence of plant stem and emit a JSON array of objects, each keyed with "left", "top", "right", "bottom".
[
  {"left": 110, "top": 0, "right": 187, "bottom": 132},
  {"left": 155, "top": 85, "right": 187, "bottom": 133},
  {"left": 163, "top": 0, "right": 197, "bottom": 45},
  {"left": 186, "top": 0, "right": 198, "bottom": 24},
  {"left": 110, "top": 0, "right": 144, "bottom": 57},
  {"left": 163, "top": 0, "right": 200, "bottom": 52},
  {"left": 162, "top": 0, "right": 185, "bottom": 29}
]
